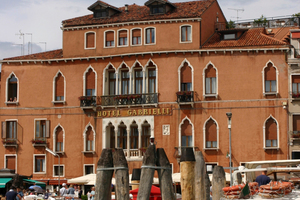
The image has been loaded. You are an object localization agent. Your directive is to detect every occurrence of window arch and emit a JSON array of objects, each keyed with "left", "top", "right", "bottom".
[
  {"left": 53, "top": 71, "right": 65, "bottom": 102},
  {"left": 263, "top": 115, "right": 279, "bottom": 149},
  {"left": 131, "top": 28, "right": 142, "bottom": 46},
  {"left": 6, "top": 73, "right": 19, "bottom": 103},
  {"left": 83, "top": 66, "right": 97, "bottom": 96},
  {"left": 53, "top": 125, "right": 65, "bottom": 152},
  {"left": 179, "top": 117, "right": 194, "bottom": 148},
  {"left": 203, "top": 62, "right": 218, "bottom": 97},
  {"left": 203, "top": 117, "right": 219, "bottom": 149},
  {"left": 145, "top": 59, "right": 158, "bottom": 94},
  {"left": 262, "top": 61, "right": 278, "bottom": 95},
  {"left": 118, "top": 62, "right": 130, "bottom": 95},
  {"left": 85, "top": 32, "right": 96, "bottom": 49},
  {"left": 83, "top": 123, "right": 96, "bottom": 152},
  {"left": 132, "top": 61, "right": 143, "bottom": 94},
  {"left": 178, "top": 59, "right": 194, "bottom": 92}
]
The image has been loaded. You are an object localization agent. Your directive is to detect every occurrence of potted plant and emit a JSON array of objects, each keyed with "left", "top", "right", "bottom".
[
  {"left": 2, "top": 138, "right": 17, "bottom": 145},
  {"left": 31, "top": 138, "right": 46, "bottom": 144}
]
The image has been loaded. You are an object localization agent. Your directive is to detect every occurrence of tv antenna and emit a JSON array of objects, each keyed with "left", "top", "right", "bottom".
[
  {"left": 228, "top": 8, "right": 244, "bottom": 23},
  {"left": 15, "top": 30, "right": 25, "bottom": 55}
]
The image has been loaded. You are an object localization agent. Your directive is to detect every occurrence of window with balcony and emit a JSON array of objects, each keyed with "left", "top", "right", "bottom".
[
  {"left": 80, "top": 67, "right": 97, "bottom": 107},
  {"left": 2, "top": 121, "right": 18, "bottom": 145},
  {"left": 204, "top": 118, "right": 218, "bottom": 149},
  {"left": 54, "top": 72, "right": 65, "bottom": 102},
  {"left": 84, "top": 125, "right": 95, "bottom": 152},
  {"left": 5, "top": 155, "right": 16, "bottom": 171},
  {"left": 105, "top": 31, "right": 115, "bottom": 47},
  {"left": 53, "top": 165, "right": 64, "bottom": 177},
  {"left": 292, "top": 115, "right": 300, "bottom": 139},
  {"left": 6, "top": 73, "right": 18, "bottom": 103},
  {"left": 177, "top": 61, "right": 194, "bottom": 103},
  {"left": 118, "top": 30, "right": 128, "bottom": 47},
  {"left": 145, "top": 28, "right": 155, "bottom": 44},
  {"left": 263, "top": 62, "right": 278, "bottom": 95},
  {"left": 121, "top": 68, "right": 130, "bottom": 95},
  {"left": 133, "top": 63, "right": 143, "bottom": 94},
  {"left": 292, "top": 75, "right": 300, "bottom": 98},
  {"left": 54, "top": 126, "right": 64, "bottom": 152},
  {"left": 84, "top": 165, "right": 94, "bottom": 175},
  {"left": 35, "top": 120, "right": 50, "bottom": 144},
  {"left": 85, "top": 32, "right": 96, "bottom": 49},
  {"left": 264, "top": 116, "right": 278, "bottom": 148},
  {"left": 204, "top": 64, "right": 217, "bottom": 97},
  {"left": 131, "top": 29, "right": 141, "bottom": 46},
  {"left": 181, "top": 25, "right": 192, "bottom": 42},
  {"left": 34, "top": 155, "right": 45, "bottom": 173}
]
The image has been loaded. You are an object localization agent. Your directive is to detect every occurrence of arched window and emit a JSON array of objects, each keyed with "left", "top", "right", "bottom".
[
  {"left": 85, "top": 32, "right": 96, "bottom": 49},
  {"left": 55, "top": 126, "right": 64, "bottom": 152},
  {"left": 265, "top": 118, "right": 278, "bottom": 147},
  {"left": 180, "top": 62, "right": 192, "bottom": 92},
  {"left": 109, "top": 125, "right": 115, "bottom": 148},
  {"left": 146, "top": 61, "right": 157, "bottom": 94},
  {"left": 120, "top": 64, "right": 130, "bottom": 95},
  {"left": 85, "top": 126, "right": 94, "bottom": 151},
  {"left": 133, "top": 62, "right": 143, "bottom": 94},
  {"left": 131, "top": 28, "right": 141, "bottom": 45},
  {"left": 117, "top": 122, "right": 127, "bottom": 149},
  {"left": 130, "top": 122, "right": 138, "bottom": 149},
  {"left": 205, "top": 65, "right": 217, "bottom": 95},
  {"left": 86, "top": 68, "right": 95, "bottom": 96},
  {"left": 118, "top": 30, "right": 128, "bottom": 46},
  {"left": 263, "top": 62, "right": 278, "bottom": 94},
  {"left": 7, "top": 74, "right": 18, "bottom": 102},
  {"left": 105, "top": 31, "right": 115, "bottom": 47},
  {"left": 145, "top": 27, "right": 155, "bottom": 44},
  {"left": 205, "top": 119, "right": 217, "bottom": 148},
  {"left": 142, "top": 123, "right": 151, "bottom": 148},
  {"left": 181, "top": 119, "right": 193, "bottom": 147},
  {"left": 55, "top": 73, "right": 64, "bottom": 101}
]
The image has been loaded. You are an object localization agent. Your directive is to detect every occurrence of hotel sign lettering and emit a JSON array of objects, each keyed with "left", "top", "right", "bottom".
[{"left": 97, "top": 108, "right": 171, "bottom": 118}]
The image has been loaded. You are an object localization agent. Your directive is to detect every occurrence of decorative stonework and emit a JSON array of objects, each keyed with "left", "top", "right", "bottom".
[{"left": 162, "top": 125, "right": 170, "bottom": 135}]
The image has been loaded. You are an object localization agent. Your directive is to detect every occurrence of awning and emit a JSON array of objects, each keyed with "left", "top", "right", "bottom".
[
  {"left": 23, "top": 179, "right": 46, "bottom": 187},
  {"left": 0, "top": 178, "right": 12, "bottom": 188}
]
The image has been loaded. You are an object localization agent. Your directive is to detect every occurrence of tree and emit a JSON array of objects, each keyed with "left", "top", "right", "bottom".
[
  {"left": 226, "top": 20, "right": 236, "bottom": 29},
  {"left": 253, "top": 15, "right": 268, "bottom": 27}
]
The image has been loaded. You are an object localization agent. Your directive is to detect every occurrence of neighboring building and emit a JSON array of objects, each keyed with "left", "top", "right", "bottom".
[
  {"left": 0, "top": 0, "right": 291, "bottom": 185},
  {"left": 288, "top": 29, "right": 300, "bottom": 159}
]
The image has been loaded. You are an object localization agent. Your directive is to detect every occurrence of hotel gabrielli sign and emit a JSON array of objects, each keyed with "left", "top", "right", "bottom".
[{"left": 97, "top": 107, "right": 172, "bottom": 118}]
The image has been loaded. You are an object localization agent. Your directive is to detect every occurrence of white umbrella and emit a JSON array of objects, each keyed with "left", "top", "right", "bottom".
[{"left": 68, "top": 173, "right": 96, "bottom": 184}]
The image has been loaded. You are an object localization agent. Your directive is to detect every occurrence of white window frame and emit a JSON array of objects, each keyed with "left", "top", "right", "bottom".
[
  {"left": 262, "top": 60, "right": 279, "bottom": 96},
  {"left": 203, "top": 116, "right": 219, "bottom": 151},
  {"left": 83, "top": 123, "right": 96, "bottom": 152},
  {"left": 144, "top": 27, "right": 156, "bottom": 46},
  {"left": 117, "top": 29, "right": 129, "bottom": 47},
  {"left": 103, "top": 62, "right": 117, "bottom": 96},
  {"left": 5, "top": 72, "right": 19, "bottom": 105},
  {"left": 52, "top": 70, "right": 66, "bottom": 104},
  {"left": 205, "top": 162, "right": 218, "bottom": 174},
  {"left": 145, "top": 59, "right": 158, "bottom": 94},
  {"left": 290, "top": 73, "right": 300, "bottom": 98},
  {"left": 34, "top": 118, "right": 48, "bottom": 139},
  {"left": 179, "top": 24, "right": 192, "bottom": 43},
  {"left": 203, "top": 61, "right": 218, "bottom": 98},
  {"left": 131, "top": 60, "right": 144, "bottom": 94},
  {"left": 84, "top": 31, "right": 96, "bottom": 50},
  {"left": 83, "top": 164, "right": 95, "bottom": 175},
  {"left": 131, "top": 28, "right": 142, "bottom": 46},
  {"left": 117, "top": 61, "right": 131, "bottom": 95},
  {"left": 53, "top": 124, "right": 65, "bottom": 153},
  {"left": 178, "top": 116, "right": 194, "bottom": 149},
  {"left": 83, "top": 65, "right": 97, "bottom": 96},
  {"left": 33, "top": 154, "right": 46, "bottom": 174},
  {"left": 263, "top": 115, "right": 279, "bottom": 150},
  {"left": 178, "top": 59, "right": 194, "bottom": 92},
  {"left": 3, "top": 119, "right": 18, "bottom": 139},
  {"left": 4, "top": 154, "right": 17, "bottom": 173},
  {"left": 104, "top": 30, "right": 115, "bottom": 48},
  {"left": 53, "top": 164, "right": 65, "bottom": 177}
]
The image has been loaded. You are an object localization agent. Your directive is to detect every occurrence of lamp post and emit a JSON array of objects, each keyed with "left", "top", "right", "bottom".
[
  {"left": 226, "top": 112, "right": 233, "bottom": 186},
  {"left": 45, "top": 147, "right": 60, "bottom": 196}
]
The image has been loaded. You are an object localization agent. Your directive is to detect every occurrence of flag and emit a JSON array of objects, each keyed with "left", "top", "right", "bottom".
[{"left": 239, "top": 182, "right": 250, "bottom": 199}]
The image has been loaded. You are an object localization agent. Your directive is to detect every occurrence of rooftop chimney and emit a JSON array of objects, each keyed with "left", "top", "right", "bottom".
[{"left": 125, "top": 4, "right": 128, "bottom": 12}]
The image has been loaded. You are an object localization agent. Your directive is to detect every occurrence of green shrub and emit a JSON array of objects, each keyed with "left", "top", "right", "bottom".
[{"left": 81, "top": 195, "right": 87, "bottom": 200}]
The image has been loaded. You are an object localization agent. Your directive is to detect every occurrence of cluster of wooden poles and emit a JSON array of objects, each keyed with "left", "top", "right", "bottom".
[{"left": 94, "top": 145, "right": 229, "bottom": 200}]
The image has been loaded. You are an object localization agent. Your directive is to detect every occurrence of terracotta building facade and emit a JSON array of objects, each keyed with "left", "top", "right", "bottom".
[{"left": 0, "top": 0, "right": 291, "bottom": 183}]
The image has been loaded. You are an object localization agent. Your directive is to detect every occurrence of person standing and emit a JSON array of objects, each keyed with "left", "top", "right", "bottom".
[
  {"left": 5, "top": 186, "right": 22, "bottom": 200},
  {"left": 90, "top": 187, "right": 95, "bottom": 200},
  {"left": 87, "top": 190, "right": 91, "bottom": 200},
  {"left": 67, "top": 185, "right": 75, "bottom": 196},
  {"left": 16, "top": 187, "right": 23, "bottom": 200},
  {"left": 255, "top": 171, "right": 271, "bottom": 186},
  {"left": 59, "top": 183, "right": 68, "bottom": 196}
]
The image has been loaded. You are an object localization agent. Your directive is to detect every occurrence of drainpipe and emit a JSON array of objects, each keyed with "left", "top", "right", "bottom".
[{"left": 200, "top": 21, "right": 202, "bottom": 48}]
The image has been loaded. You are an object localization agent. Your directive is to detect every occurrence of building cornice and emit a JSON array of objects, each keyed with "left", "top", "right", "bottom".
[
  {"left": 61, "top": 17, "right": 202, "bottom": 31},
  {"left": 0, "top": 47, "right": 290, "bottom": 65}
]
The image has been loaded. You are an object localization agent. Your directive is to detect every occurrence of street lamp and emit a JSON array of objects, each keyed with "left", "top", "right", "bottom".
[
  {"left": 45, "top": 147, "right": 60, "bottom": 196},
  {"left": 226, "top": 112, "right": 233, "bottom": 186}
]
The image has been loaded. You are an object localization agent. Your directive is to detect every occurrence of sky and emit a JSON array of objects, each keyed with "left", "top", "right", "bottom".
[{"left": 0, "top": 0, "right": 299, "bottom": 61}]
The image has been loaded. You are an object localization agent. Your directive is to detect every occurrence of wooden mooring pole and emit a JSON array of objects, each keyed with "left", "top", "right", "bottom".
[
  {"left": 95, "top": 149, "right": 114, "bottom": 200},
  {"left": 180, "top": 147, "right": 195, "bottom": 200},
  {"left": 157, "top": 148, "right": 175, "bottom": 200},
  {"left": 205, "top": 173, "right": 211, "bottom": 200},
  {"left": 212, "top": 166, "right": 225, "bottom": 200},
  {"left": 113, "top": 148, "right": 130, "bottom": 200},
  {"left": 137, "top": 145, "right": 156, "bottom": 200},
  {"left": 195, "top": 151, "right": 206, "bottom": 200}
]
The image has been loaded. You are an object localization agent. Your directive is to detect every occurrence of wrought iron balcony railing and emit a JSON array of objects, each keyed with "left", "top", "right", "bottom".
[
  {"left": 2, "top": 138, "right": 17, "bottom": 146},
  {"left": 176, "top": 91, "right": 194, "bottom": 103},
  {"left": 79, "top": 96, "right": 97, "bottom": 107},
  {"left": 101, "top": 93, "right": 158, "bottom": 106}
]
